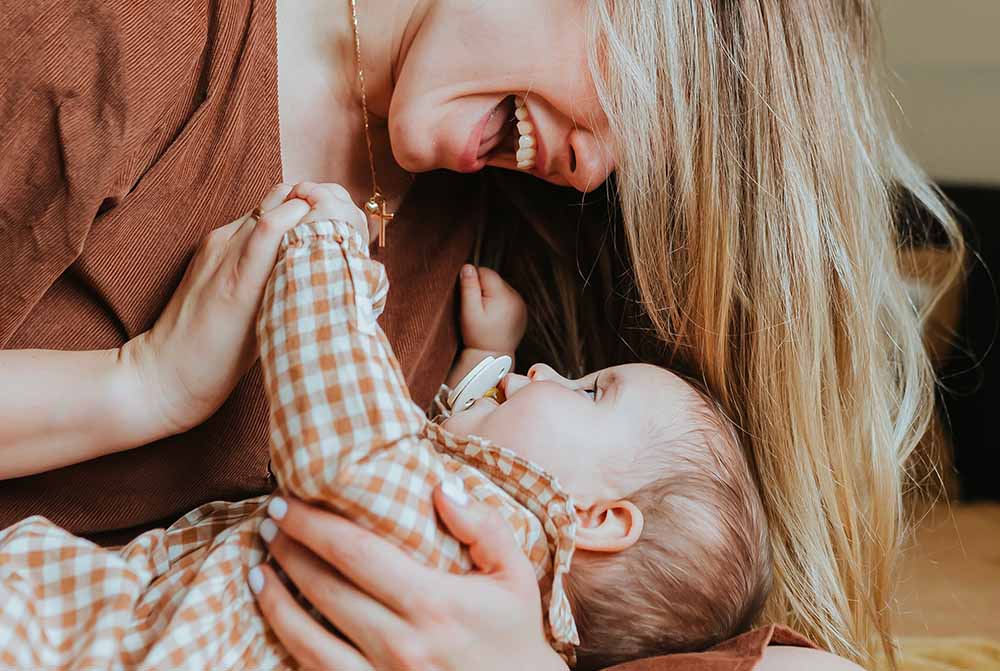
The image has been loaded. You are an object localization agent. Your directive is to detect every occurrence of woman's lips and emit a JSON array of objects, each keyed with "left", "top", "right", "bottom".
[
  {"left": 477, "top": 98, "right": 513, "bottom": 157},
  {"left": 459, "top": 97, "right": 513, "bottom": 172}
]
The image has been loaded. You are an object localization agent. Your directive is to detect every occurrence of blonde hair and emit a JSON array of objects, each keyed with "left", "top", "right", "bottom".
[
  {"left": 565, "top": 377, "right": 771, "bottom": 670},
  {"left": 575, "top": 1, "right": 964, "bottom": 667}
]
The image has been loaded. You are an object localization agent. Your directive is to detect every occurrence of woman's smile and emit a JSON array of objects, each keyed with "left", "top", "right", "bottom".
[
  {"left": 474, "top": 96, "right": 515, "bottom": 160},
  {"left": 463, "top": 94, "right": 544, "bottom": 175}
]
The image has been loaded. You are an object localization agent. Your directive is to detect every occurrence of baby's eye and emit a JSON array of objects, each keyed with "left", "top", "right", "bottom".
[{"left": 579, "top": 374, "right": 601, "bottom": 401}]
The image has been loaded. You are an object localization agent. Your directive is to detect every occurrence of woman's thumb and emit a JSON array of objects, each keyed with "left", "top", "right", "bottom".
[{"left": 433, "top": 483, "right": 528, "bottom": 580}]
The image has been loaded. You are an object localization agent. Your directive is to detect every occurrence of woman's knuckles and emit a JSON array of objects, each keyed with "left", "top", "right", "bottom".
[
  {"left": 402, "top": 589, "right": 448, "bottom": 622},
  {"left": 254, "top": 210, "right": 290, "bottom": 236}
]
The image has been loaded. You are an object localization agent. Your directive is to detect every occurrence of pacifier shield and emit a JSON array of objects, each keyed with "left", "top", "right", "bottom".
[{"left": 448, "top": 355, "right": 513, "bottom": 411}]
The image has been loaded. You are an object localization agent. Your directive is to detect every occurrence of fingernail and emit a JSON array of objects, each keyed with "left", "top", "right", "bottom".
[
  {"left": 259, "top": 518, "right": 278, "bottom": 543},
  {"left": 248, "top": 566, "right": 265, "bottom": 595},
  {"left": 461, "top": 264, "right": 476, "bottom": 279},
  {"left": 442, "top": 479, "right": 468, "bottom": 506},
  {"left": 267, "top": 496, "right": 288, "bottom": 520}
]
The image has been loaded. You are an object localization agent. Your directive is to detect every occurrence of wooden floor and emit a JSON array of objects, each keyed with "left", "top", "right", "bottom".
[{"left": 895, "top": 503, "right": 1000, "bottom": 640}]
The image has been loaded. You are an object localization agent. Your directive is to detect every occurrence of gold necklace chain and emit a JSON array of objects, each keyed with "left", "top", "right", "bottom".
[{"left": 349, "top": 0, "right": 393, "bottom": 247}]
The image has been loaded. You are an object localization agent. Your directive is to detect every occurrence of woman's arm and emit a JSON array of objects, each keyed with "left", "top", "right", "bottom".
[
  {"left": 0, "top": 347, "right": 169, "bottom": 479},
  {"left": 0, "top": 184, "right": 315, "bottom": 480}
]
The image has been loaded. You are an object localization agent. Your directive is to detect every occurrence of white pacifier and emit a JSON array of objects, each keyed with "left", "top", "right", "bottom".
[{"left": 447, "top": 355, "right": 512, "bottom": 412}]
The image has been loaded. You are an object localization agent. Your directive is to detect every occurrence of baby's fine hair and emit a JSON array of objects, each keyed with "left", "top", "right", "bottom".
[{"left": 564, "top": 379, "right": 772, "bottom": 670}]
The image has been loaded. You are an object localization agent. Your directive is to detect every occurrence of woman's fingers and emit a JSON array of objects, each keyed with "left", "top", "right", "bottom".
[
  {"left": 249, "top": 563, "right": 373, "bottom": 671},
  {"left": 266, "top": 497, "right": 438, "bottom": 616},
  {"left": 432, "top": 485, "right": 531, "bottom": 582},
  {"left": 237, "top": 197, "right": 312, "bottom": 282},
  {"left": 264, "top": 530, "right": 403, "bottom": 663}
]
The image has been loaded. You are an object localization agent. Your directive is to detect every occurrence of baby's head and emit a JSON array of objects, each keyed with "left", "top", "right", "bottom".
[{"left": 443, "top": 362, "right": 771, "bottom": 669}]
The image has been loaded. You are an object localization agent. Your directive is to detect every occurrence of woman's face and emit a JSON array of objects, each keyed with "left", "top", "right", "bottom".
[{"left": 389, "top": 0, "right": 615, "bottom": 193}]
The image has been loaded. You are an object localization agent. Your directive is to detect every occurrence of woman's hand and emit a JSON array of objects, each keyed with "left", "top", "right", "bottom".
[
  {"left": 249, "top": 487, "right": 568, "bottom": 671},
  {"left": 123, "top": 183, "right": 313, "bottom": 435},
  {"left": 126, "top": 180, "right": 374, "bottom": 438}
]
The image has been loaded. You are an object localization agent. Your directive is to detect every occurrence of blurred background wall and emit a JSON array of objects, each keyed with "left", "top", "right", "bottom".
[
  {"left": 880, "top": 1, "right": 1000, "bottom": 502},
  {"left": 882, "top": 0, "right": 1000, "bottom": 185},
  {"left": 879, "top": 5, "right": 1000, "bottom": 659}
]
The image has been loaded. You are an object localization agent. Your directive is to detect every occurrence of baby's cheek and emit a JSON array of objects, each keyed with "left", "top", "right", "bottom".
[
  {"left": 441, "top": 399, "right": 493, "bottom": 438},
  {"left": 441, "top": 412, "right": 473, "bottom": 437},
  {"left": 479, "top": 405, "right": 552, "bottom": 456}
]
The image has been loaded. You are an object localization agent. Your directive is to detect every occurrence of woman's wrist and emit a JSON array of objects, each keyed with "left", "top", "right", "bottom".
[
  {"left": 114, "top": 337, "right": 184, "bottom": 445},
  {"left": 116, "top": 333, "right": 201, "bottom": 442}
]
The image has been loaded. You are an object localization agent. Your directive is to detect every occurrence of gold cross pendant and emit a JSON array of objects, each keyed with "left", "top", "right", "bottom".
[{"left": 364, "top": 192, "right": 394, "bottom": 248}]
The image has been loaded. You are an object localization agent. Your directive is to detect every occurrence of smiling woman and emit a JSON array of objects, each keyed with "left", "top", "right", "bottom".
[
  {"left": 380, "top": 0, "right": 614, "bottom": 190},
  {"left": 0, "top": 0, "right": 960, "bottom": 670}
]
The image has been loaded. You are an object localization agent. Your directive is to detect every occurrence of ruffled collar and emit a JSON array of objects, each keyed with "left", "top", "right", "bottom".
[{"left": 422, "top": 421, "right": 580, "bottom": 664}]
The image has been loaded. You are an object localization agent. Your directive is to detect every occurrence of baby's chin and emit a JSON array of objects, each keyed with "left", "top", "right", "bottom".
[{"left": 441, "top": 397, "right": 500, "bottom": 439}]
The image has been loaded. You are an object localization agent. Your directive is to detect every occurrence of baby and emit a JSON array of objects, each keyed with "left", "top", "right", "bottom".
[
  {"left": 443, "top": 273, "right": 773, "bottom": 669},
  {"left": 0, "top": 184, "right": 770, "bottom": 671}
]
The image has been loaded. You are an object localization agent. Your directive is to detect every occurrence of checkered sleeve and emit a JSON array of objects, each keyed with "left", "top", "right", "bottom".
[{"left": 257, "top": 219, "right": 470, "bottom": 570}]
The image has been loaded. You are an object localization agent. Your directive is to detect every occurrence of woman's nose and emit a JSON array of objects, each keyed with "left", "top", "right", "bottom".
[{"left": 562, "top": 129, "right": 614, "bottom": 193}]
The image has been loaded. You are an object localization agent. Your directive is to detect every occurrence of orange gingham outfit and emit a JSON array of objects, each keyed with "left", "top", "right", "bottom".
[{"left": 0, "top": 219, "right": 579, "bottom": 670}]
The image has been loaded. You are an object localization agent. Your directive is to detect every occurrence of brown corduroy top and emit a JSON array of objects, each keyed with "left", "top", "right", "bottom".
[
  {"left": 0, "top": 0, "right": 475, "bottom": 542},
  {"left": 0, "top": 2, "right": 816, "bottom": 667}
]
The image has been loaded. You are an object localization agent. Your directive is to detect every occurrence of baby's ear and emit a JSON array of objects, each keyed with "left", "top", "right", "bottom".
[{"left": 574, "top": 500, "right": 644, "bottom": 553}]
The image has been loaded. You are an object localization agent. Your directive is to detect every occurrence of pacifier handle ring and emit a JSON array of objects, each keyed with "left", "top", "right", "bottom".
[{"left": 448, "top": 355, "right": 513, "bottom": 412}]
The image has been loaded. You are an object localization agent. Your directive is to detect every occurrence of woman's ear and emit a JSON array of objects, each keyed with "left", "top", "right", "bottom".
[{"left": 575, "top": 500, "right": 644, "bottom": 553}]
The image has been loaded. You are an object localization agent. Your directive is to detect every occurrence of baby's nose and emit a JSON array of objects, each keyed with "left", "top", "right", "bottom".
[
  {"left": 500, "top": 373, "right": 531, "bottom": 398},
  {"left": 526, "top": 363, "right": 569, "bottom": 385}
]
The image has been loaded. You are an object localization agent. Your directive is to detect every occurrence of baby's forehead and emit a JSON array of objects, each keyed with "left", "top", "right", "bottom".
[
  {"left": 618, "top": 364, "right": 722, "bottom": 443},
  {"left": 617, "top": 363, "right": 701, "bottom": 405}
]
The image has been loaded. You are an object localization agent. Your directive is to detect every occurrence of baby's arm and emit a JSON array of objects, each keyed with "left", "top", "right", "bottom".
[
  {"left": 445, "top": 264, "right": 527, "bottom": 389},
  {"left": 257, "top": 187, "right": 426, "bottom": 499},
  {"left": 257, "top": 185, "right": 471, "bottom": 569}
]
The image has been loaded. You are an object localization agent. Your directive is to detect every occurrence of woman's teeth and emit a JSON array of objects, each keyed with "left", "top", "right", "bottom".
[{"left": 514, "top": 97, "right": 536, "bottom": 171}]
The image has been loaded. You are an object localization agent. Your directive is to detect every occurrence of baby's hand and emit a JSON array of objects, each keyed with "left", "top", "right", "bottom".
[
  {"left": 285, "top": 181, "right": 374, "bottom": 245},
  {"left": 458, "top": 265, "right": 527, "bottom": 354}
]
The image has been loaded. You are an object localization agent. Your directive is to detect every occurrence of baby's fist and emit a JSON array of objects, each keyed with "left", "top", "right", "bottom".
[
  {"left": 286, "top": 181, "right": 374, "bottom": 246},
  {"left": 459, "top": 265, "right": 527, "bottom": 354}
]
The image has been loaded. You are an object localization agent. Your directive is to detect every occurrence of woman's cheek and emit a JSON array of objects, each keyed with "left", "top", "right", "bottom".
[
  {"left": 387, "top": 97, "right": 435, "bottom": 172},
  {"left": 387, "top": 120, "right": 428, "bottom": 172}
]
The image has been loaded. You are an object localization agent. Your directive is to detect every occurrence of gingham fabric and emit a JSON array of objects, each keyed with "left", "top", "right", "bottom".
[{"left": 0, "top": 219, "right": 579, "bottom": 670}]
